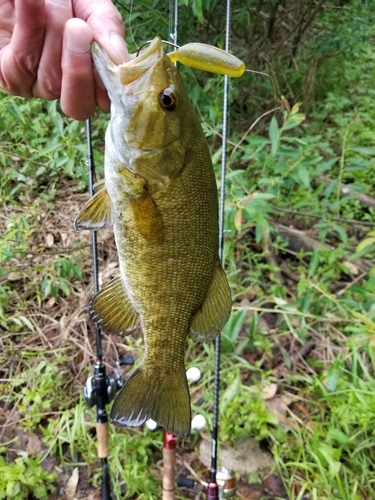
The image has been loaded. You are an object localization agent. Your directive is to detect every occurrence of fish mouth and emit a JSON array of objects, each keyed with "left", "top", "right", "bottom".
[
  {"left": 91, "top": 37, "right": 163, "bottom": 103},
  {"left": 118, "top": 38, "right": 163, "bottom": 85}
]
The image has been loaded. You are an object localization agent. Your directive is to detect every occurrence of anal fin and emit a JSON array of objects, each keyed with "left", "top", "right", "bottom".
[
  {"left": 89, "top": 274, "right": 139, "bottom": 336},
  {"left": 74, "top": 187, "right": 113, "bottom": 231},
  {"left": 189, "top": 257, "right": 232, "bottom": 342}
]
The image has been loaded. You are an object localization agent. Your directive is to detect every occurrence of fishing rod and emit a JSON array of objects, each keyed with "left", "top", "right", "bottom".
[
  {"left": 83, "top": 120, "right": 135, "bottom": 499},
  {"left": 76, "top": 103, "right": 139, "bottom": 500},
  {"left": 83, "top": 118, "right": 111, "bottom": 500}
]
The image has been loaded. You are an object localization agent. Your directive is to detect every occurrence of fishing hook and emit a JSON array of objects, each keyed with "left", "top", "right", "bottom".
[{"left": 136, "top": 39, "right": 179, "bottom": 57}]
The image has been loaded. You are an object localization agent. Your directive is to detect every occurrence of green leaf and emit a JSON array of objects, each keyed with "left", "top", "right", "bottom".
[
  {"left": 221, "top": 309, "right": 247, "bottom": 352},
  {"left": 295, "top": 164, "right": 310, "bottom": 188},
  {"left": 219, "top": 375, "right": 241, "bottom": 414},
  {"left": 326, "top": 364, "right": 340, "bottom": 392},
  {"left": 59, "top": 278, "right": 71, "bottom": 297},
  {"left": 192, "top": 0, "right": 204, "bottom": 24},
  {"left": 317, "top": 443, "right": 342, "bottom": 478},
  {"left": 356, "top": 237, "right": 375, "bottom": 254},
  {"left": 326, "top": 428, "right": 350, "bottom": 445},
  {"left": 283, "top": 112, "right": 305, "bottom": 130},
  {"left": 332, "top": 223, "right": 348, "bottom": 244},
  {"left": 308, "top": 250, "right": 320, "bottom": 278},
  {"left": 17, "top": 316, "right": 35, "bottom": 331},
  {"left": 300, "top": 291, "right": 312, "bottom": 313},
  {"left": 273, "top": 297, "right": 288, "bottom": 307},
  {"left": 315, "top": 157, "right": 338, "bottom": 175},
  {"left": 269, "top": 116, "right": 280, "bottom": 155},
  {"left": 350, "top": 146, "right": 375, "bottom": 156}
]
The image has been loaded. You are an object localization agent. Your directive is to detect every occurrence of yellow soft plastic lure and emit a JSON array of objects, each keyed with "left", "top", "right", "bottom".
[{"left": 167, "top": 42, "right": 245, "bottom": 77}]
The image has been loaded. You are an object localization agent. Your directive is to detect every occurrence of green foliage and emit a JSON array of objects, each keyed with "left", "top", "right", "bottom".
[
  {"left": 0, "top": 96, "right": 93, "bottom": 203},
  {"left": 218, "top": 368, "right": 283, "bottom": 443},
  {"left": 2, "top": 1, "right": 375, "bottom": 498},
  {"left": 0, "top": 456, "right": 56, "bottom": 500}
]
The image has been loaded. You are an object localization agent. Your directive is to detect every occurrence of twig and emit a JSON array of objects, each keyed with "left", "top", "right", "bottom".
[
  {"left": 272, "top": 205, "right": 375, "bottom": 227},
  {"left": 337, "top": 271, "right": 368, "bottom": 296},
  {"left": 178, "top": 456, "right": 206, "bottom": 485},
  {"left": 292, "top": 340, "right": 316, "bottom": 361},
  {"left": 0, "top": 147, "right": 46, "bottom": 168},
  {"left": 195, "top": 107, "right": 241, "bottom": 150},
  {"left": 228, "top": 106, "right": 281, "bottom": 166},
  {"left": 1, "top": 411, "right": 65, "bottom": 428},
  {"left": 317, "top": 175, "right": 375, "bottom": 210}
]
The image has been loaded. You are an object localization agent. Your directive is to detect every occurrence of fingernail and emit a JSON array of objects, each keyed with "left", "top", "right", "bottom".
[
  {"left": 110, "top": 33, "right": 128, "bottom": 62},
  {"left": 66, "top": 30, "right": 91, "bottom": 54},
  {"left": 52, "top": 0, "right": 70, "bottom": 5}
]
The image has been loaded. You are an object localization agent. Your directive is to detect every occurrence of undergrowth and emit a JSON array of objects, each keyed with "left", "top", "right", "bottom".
[{"left": 1, "top": 2, "right": 375, "bottom": 499}]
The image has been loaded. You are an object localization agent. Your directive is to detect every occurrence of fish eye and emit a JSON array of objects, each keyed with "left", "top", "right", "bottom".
[{"left": 159, "top": 88, "right": 178, "bottom": 110}]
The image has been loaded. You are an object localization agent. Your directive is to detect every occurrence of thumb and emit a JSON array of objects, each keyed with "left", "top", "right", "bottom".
[{"left": 73, "top": 0, "right": 130, "bottom": 64}]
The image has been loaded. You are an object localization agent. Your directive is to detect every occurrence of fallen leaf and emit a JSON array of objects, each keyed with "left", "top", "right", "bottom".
[
  {"left": 41, "top": 455, "right": 57, "bottom": 473},
  {"left": 266, "top": 394, "right": 297, "bottom": 431},
  {"left": 263, "top": 473, "right": 288, "bottom": 497},
  {"left": 66, "top": 467, "right": 79, "bottom": 500},
  {"left": 46, "top": 233, "right": 54, "bottom": 247},
  {"left": 260, "top": 383, "right": 278, "bottom": 401},
  {"left": 26, "top": 430, "right": 43, "bottom": 455}
]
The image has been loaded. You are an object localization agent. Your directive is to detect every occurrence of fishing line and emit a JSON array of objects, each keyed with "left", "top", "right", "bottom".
[
  {"left": 86, "top": 119, "right": 101, "bottom": 347},
  {"left": 128, "top": 0, "right": 139, "bottom": 50},
  {"left": 169, "top": 0, "right": 179, "bottom": 46},
  {"left": 136, "top": 40, "right": 179, "bottom": 57},
  {"left": 208, "top": 0, "right": 232, "bottom": 498}
]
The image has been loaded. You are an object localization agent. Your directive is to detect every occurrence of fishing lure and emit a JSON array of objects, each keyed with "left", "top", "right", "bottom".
[
  {"left": 168, "top": 42, "right": 245, "bottom": 77},
  {"left": 136, "top": 40, "right": 246, "bottom": 77}
]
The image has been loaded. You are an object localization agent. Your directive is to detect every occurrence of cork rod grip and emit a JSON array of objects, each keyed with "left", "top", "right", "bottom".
[
  {"left": 96, "top": 422, "right": 109, "bottom": 458},
  {"left": 163, "top": 447, "right": 176, "bottom": 500}
]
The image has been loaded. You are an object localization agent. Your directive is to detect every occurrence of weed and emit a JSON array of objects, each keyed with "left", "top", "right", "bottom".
[
  {"left": 2, "top": 2, "right": 375, "bottom": 498},
  {"left": 0, "top": 455, "right": 56, "bottom": 500}
]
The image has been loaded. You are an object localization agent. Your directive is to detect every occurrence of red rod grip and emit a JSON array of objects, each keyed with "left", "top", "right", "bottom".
[
  {"left": 163, "top": 430, "right": 177, "bottom": 450},
  {"left": 207, "top": 482, "right": 218, "bottom": 499}
]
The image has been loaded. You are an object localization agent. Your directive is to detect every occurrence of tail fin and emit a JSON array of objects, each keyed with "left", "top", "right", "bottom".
[{"left": 110, "top": 366, "right": 191, "bottom": 437}]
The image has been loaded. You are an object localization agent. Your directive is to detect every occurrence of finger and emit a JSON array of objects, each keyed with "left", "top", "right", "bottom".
[
  {"left": 32, "top": 0, "right": 73, "bottom": 100},
  {"left": 0, "top": 0, "right": 46, "bottom": 97},
  {"left": 73, "top": 0, "right": 130, "bottom": 64},
  {"left": 60, "top": 18, "right": 95, "bottom": 120},
  {"left": 93, "top": 67, "right": 111, "bottom": 114}
]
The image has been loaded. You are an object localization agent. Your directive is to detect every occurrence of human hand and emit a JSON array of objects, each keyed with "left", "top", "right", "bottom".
[{"left": 0, "top": 0, "right": 130, "bottom": 120}]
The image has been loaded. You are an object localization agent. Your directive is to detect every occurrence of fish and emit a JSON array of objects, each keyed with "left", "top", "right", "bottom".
[{"left": 74, "top": 37, "right": 231, "bottom": 437}]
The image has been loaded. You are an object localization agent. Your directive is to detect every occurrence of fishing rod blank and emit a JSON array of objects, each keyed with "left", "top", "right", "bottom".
[
  {"left": 209, "top": 0, "right": 232, "bottom": 497},
  {"left": 85, "top": 118, "right": 111, "bottom": 500}
]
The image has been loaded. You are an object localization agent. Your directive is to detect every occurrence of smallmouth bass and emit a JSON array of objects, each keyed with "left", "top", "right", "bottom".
[{"left": 75, "top": 37, "right": 231, "bottom": 437}]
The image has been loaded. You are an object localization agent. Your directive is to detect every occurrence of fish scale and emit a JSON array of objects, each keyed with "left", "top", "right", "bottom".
[{"left": 75, "top": 37, "right": 231, "bottom": 436}]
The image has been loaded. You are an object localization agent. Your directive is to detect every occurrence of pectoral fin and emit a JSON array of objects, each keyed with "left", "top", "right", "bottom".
[
  {"left": 189, "top": 258, "right": 232, "bottom": 342},
  {"left": 131, "top": 191, "right": 165, "bottom": 245},
  {"left": 93, "top": 178, "right": 106, "bottom": 193},
  {"left": 74, "top": 187, "right": 113, "bottom": 230},
  {"left": 89, "top": 274, "right": 139, "bottom": 335}
]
